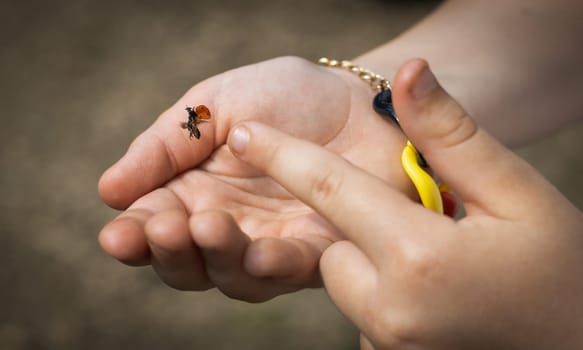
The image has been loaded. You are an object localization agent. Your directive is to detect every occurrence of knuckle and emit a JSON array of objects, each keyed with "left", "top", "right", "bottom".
[
  {"left": 415, "top": 94, "right": 479, "bottom": 155},
  {"left": 363, "top": 305, "right": 422, "bottom": 348},
  {"left": 308, "top": 167, "right": 344, "bottom": 205},
  {"left": 262, "top": 140, "right": 284, "bottom": 173},
  {"left": 393, "top": 238, "right": 447, "bottom": 284},
  {"left": 433, "top": 102, "right": 479, "bottom": 150}
]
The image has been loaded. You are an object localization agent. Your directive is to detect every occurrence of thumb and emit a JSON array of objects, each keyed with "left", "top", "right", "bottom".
[{"left": 392, "top": 59, "right": 544, "bottom": 216}]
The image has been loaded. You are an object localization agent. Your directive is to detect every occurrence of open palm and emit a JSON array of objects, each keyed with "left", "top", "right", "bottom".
[{"left": 99, "top": 56, "right": 411, "bottom": 301}]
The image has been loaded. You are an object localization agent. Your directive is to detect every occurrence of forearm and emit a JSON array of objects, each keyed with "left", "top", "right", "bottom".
[{"left": 354, "top": 0, "right": 583, "bottom": 147}]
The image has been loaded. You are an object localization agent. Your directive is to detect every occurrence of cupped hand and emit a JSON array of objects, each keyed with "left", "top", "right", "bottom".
[
  {"left": 98, "top": 56, "right": 412, "bottom": 301},
  {"left": 227, "top": 59, "right": 583, "bottom": 347}
]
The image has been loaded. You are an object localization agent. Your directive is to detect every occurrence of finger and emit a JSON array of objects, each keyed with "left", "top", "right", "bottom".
[
  {"left": 360, "top": 334, "right": 376, "bottom": 350},
  {"left": 98, "top": 209, "right": 151, "bottom": 266},
  {"left": 227, "top": 122, "right": 442, "bottom": 260},
  {"left": 244, "top": 237, "right": 325, "bottom": 286},
  {"left": 320, "top": 241, "right": 377, "bottom": 332},
  {"left": 98, "top": 187, "right": 185, "bottom": 265},
  {"left": 145, "top": 210, "right": 212, "bottom": 291},
  {"left": 190, "top": 211, "right": 296, "bottom": 302},
  {"left": 99, "top": 101, "right": 217, "bottom": 210},
  {"left": 392, "top": 59, "right": 549, "bottom": 216}
]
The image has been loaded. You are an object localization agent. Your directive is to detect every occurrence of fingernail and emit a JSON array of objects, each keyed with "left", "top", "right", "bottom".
[
  {"left": 412, "top": 65, "right": 438, "bottom": 99},
  {"left": 229, "top": 126, "right": 250, "bottom": 155}
]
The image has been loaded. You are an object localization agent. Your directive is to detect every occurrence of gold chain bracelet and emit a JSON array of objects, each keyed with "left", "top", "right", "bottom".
[
  {"left": 318, "top": 57, "right": 400, "bottom": 127},
  {"left": 317, "top": 57, "right": 391, "bottom": 92}
]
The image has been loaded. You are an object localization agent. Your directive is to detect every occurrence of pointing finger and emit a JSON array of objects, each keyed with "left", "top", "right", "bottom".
[{"left": 227, "top": 122, "right": 444, "bottom": 261}]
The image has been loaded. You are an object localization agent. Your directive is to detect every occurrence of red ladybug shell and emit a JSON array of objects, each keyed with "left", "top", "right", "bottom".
[{"left": 195, "top": 105, "right": 211, "bottom": 120}]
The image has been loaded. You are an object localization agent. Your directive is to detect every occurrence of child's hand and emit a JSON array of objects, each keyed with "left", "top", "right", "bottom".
[
  {"left": 98, "top": 56, "right": 412, "bottom": 301},
  {"left": 227, "top": 60, "right": 583, "bottom": 347}
]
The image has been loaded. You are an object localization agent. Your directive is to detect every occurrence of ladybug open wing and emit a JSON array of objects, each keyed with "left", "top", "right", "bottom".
[
  {"left": 194, "top": 105, "right": 211, "bottom": 120},
  {"left": 192, "top": 126, "right": 201, "bottom": 139}
]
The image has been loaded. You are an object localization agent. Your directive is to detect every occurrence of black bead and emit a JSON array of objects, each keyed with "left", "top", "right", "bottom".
[
  {"left": 373, "top": 89, "right": 400, "bottom": 126},
  {"left": 417, "top": 152, "right": 429, "bottom": 168},
  {"left": 373, "top": 90, "right": 430, "bottom": 168}
]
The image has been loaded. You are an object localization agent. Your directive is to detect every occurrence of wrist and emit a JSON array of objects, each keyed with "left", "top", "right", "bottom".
[{"left": 314, "top": 58, "right": 418, "bottom": 203}]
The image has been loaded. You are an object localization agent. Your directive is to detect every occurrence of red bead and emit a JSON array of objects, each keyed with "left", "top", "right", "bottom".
[{"left": 441, "top": 191, "right": 458, "bottom": 218}]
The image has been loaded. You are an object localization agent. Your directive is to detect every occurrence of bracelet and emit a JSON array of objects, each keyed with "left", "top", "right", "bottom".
[
  {"left": 318, "top": 57, "right": 457, "bottom": 216},
  {"left": 317, "top": 57, "right": 392, "bottom": 92}
]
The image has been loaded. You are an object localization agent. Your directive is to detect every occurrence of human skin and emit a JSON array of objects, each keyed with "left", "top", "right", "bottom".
[
  {"left": 226, "top": 59, "right": 583, "bottom": 349},
  {"left": 98, "top": 0, "right": 583, "bottom": 301},
  {"left": 355, "top": 0, "right": 583, "bottom": 147},
  {"left": 99, "top": 56, "right": 413, "bottom": 300}
]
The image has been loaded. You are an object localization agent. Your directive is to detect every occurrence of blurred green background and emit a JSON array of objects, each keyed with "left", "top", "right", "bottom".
[{"left": 1, "top": 0, "right": 582, "bottom": 349}]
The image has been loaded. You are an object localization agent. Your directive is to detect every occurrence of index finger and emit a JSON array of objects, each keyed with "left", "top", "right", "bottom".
[{"left": 227, "top": 121, "right": 439, "bottom": 259}]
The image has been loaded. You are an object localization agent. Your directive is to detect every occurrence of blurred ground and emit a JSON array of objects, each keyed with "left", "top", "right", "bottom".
[{"left": 1, "top": 0, "right": 582, "bottom": 349}]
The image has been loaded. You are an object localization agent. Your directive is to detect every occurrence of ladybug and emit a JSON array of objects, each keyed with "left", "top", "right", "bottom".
[{"left": 181, "top": 105, "right": 211, "bottom": 139}]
